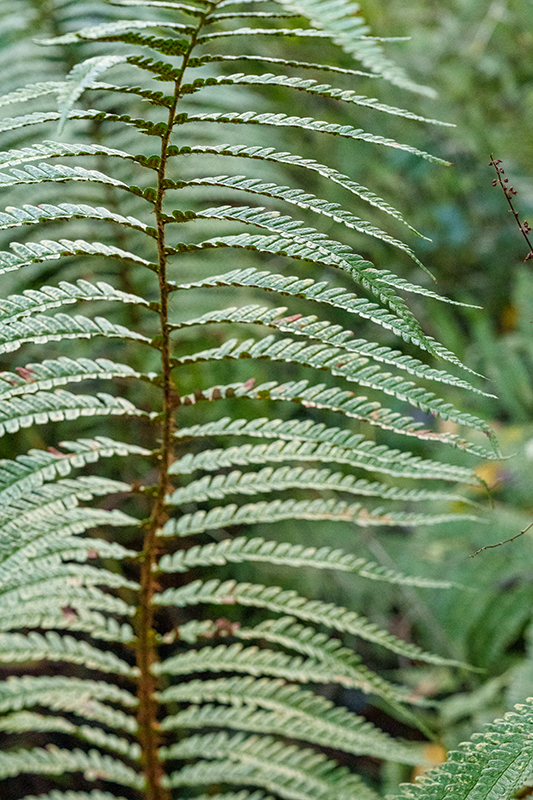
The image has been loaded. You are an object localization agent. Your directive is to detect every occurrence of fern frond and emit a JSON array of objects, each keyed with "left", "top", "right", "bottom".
[
  {"left": 145, "top": 50, "right": 378, "bottom": 78},
  {"left": 275, "top": 0, "right": 435, "bottom": 96},
  {"left": 0, "top": 238, "right": 151, "bottom": 276},
  {"left": 160, "top": 497, "right": 475, "bottom": 539},
  {"left": 0, "top": 632, "right": 138, "bottom": 676},
  {"left": 0, "top": 390, "right": 146, "bottom": 437},
  {"left": 156, "top": 580, "right": 468, "bottom": 665},
  {"left": 0, "top": 200, "right": 151, "bottom": 236},
  {"left": 174, "top": 335, "right": 490, "bottom": 436},
  {"left": 181, "top": 196, "right": 427, "bottom": 270},
  {"left": 0, "top": 281, "right": 149, "bottom": 324},
  {"left": 0, "top": 747, "right": 142, "bottom": 788},
  {"left": 0, "top": 507, "right": 138, "bottom": 560},
  {"left": 0, "top": 675, "right": 137, "bottom": 716},
  {"left": 392, "top": 699, "right": 533, "bottom": 800},
  {"left": 181, "top": 73, "right": 453, "bottom": 126},
  {"left": 173, "top": 305, "right": 493, "bottom": 397},
  {"left": 159, "top": 535, "right": 458, "bottom": 587},
  {"left": 160, "top": 675, "right": 420, "bottom": 742},
  {"left": 0, "top": 141, "right": 138, "bottom": 169},
  {"left": 172, "top": 616, "right": 415, "bottom": 703},
  {"left": 165, "top": 731, "right": 379, "bottom": 800},
  {"left": 0, "top": 359, "right": 147, "bottom": 401},
  {"left": 173, "top": 267, "right": 483, "bottom": 374},
  {"left": 177, "top": 380, "right": 493, "bottom": 457},
  {"left": 169, "top": 143, "right": 423, "bottom": 234},
  {"left": 159, "top": 693, "right": 421, "bottom": 763},
  {"left": 172, "top": 419, "right": 477, "bottom": 482},
  {"left": 0, "top": 437, "right": 149, "bottom": 505},
  {"left": 180, "top": 110, "right": 449, "bottom": 164},
  {"left": 0, "top": 1, "right": 492, "bottom": 797},
  {"left": 0, "top": 712, "right": 139, "bottom": 759}
]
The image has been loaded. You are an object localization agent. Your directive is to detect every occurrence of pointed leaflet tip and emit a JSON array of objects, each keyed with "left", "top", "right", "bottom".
[{"left": 56, "top": 55, "right": 130, "bottom": 135}]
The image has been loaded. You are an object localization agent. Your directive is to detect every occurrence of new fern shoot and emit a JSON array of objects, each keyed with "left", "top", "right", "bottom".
[{"left": 0, "top": 1, "right": 504, "bottom": 799}]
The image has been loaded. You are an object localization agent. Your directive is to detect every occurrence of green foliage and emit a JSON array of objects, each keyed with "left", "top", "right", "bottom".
[{"left": 0, "top": 1, "right": 520, "bottom": 800}]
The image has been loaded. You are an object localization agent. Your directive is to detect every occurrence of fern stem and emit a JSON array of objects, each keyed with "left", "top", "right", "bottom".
[{"left": 134, "top": 6, "right": 216, "bottom": 798}]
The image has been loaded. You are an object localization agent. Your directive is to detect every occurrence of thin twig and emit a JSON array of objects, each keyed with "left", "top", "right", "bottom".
[
  {"left": 489, "top": 154, "right": 533, "bottom": 260},
  {"left": 469, "top": 520, "right": 533, "bottom": 557}
]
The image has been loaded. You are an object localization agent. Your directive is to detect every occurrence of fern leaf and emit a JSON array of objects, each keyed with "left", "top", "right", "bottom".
[
  {"left": 0, "top": 359, "right": 147, "bottom": 401},
  {"left": 392, "top": 698, "right": 533, "bottom": 800},
  {"left": 165, "top": 731, "right": 379, "bottom": 800},
  {"left": 140, "top": 50, "right": 378, "bottom": 78},
  {"left": 0, "top": 632, "right": 138, "bottom": 677},
  {"left": 183, "top": 196, "right": 427, "bottom": 270},
  {"left": 170, "top": 143, "right": 424, "bottom": 234},
  {"left": 173, "top": 305, "right": 493, "bottom": 397},
  {"left": 178, "top": 380, "right": 493, "bottom": 457},
  {"left": 172, "top": 617, "right": 415, "bottom": 703},
  {"left": 173, "top": 267, "right": 483, "bottom": 374},
  {"left": 0, "top": 713, "right": 139, "bottom": 759},
  {"left": 0, "top": 474, "right": 131, "bottom": 523},
  {"left": 0, "top": 437, "right": 149, "bottom": 505},
  {"left": 0, "top": 312, "right": 145, "bottom": 353},
  {"left": 57, "top": 56, "right": 131, "bottom": 132},
  {"left": 276, "top": 0, "right": 435, "bottom": 96},
  {"left": 39, "top": 19, "right": 195, "bottom": 46},
  {"left": 0, "top": 671, "right": 175, "bottom": 718},
  {"left": 0, "top": 140, "right": 137, "bottom": 169},
  {"left": 182, "top": 73, "right": 453, "bottom": 127},
  {"left": 0, "top": 201, "right": 152, "bottom": 237},
  {"left": 160, "top": 695, "right": 421, "bottom": 763},
  {"left": 0, "top": 507, "right": 138, "bottom": 560},
  {"left": 174, "top": 335, "right": 490, "bottom": 436},
  {"left": 0, "top": 608, "right": 134, "bottom": 646},
  {"left": 0, "top": 238, "right": 151, "bottom": 276},
  {"left": 156, "top": 580, "right": 468, "bottom": 665},
  {"left": 171, "top": 418, "right": 477, "bottom": 483},
  {"left": 0, "top": 155, "right": 130, "bottom": 190},
  {"left": 0, "top": 391, "right": 146, "bottom": 438},
  {"left": 180, "top": 110, "right": 449, "bottom": 165},
  {"left": 160, "top": 498, "right": 475, "bottom": 539},
  {"left": 160, "top": 675, "right": 421, "bottom": 747},
  {"left": 159, "top": 535, "right": 458, "bottom": 587},
  {"left": 0, "top": 280, "right": 149, "bottom": 324},
  {"left": 0, "top": 747, "right": 142, "bottom": 788}
]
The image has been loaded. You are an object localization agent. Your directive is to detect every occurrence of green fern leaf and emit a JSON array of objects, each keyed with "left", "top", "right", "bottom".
[
  {"left": 0, "top": 747, "right": 142, "bottom": 788},
  {"left": 170, "top": 143, "right": 424, "bottom": 234},
  {"left": 182, "top": 73, "right": 453, "bottom": 126},
  {"left": 0, "top": 437, "right": 149, "bottom": 505},
  {"left": 156, "top": 580, "right": 468, "bottom": 665},
  {"left": 160, "top": 695, "right": 421, "bottom": 763},
  {"left": 165, "top": 731, "right": 379, "bottom": 800},
  {"left": 0, "top": 391, "right": 146, "bottom": 437},
  {"left": 174, "top": 335, "right": 490, "bottom": 436},
  {"left": 173, "top": 616, "right": 415, "bottom": 703},
  {"left": 173, "top": 267, "right": 482, "bottom": 373},
  {"left": 159, "top": 535, "right": 459, "bottom": 587},
  {"left": 0, "top": 359, "right": 147, "bottom": 401},
  {"left": 171, "top": 418, "right": 477, "bottom": 482},
  {"left": 392, "top": 699, "right": 533, "bottom": 800},
  {"left": 178, "top": 380, "right": 493, "bottom": 457},
  {"left": 0, "top": 632, "right": 138, "bottom": 676},
  {"left": 0, "top": 238, "right": 151, "bottom": 276},
  {"left": 180, "top": 110, "right": 450, "bottom": 164},
  {"left": 173, "top": 305, "right": 492, "bottom": 397}
]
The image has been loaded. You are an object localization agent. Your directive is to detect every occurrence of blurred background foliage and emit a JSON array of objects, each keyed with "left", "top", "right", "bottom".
[{"left": 2, "top": 0, "right": 533, "bottom": 791}]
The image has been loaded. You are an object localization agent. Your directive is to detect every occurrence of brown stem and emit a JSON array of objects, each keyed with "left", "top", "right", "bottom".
[
  {"left": 133, "top": 6, "right": 216, "bottom": 799},
  {"left": 490, "top": 154, "right": 533, "bottom": 259}
]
